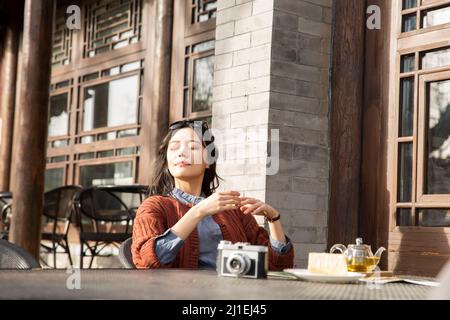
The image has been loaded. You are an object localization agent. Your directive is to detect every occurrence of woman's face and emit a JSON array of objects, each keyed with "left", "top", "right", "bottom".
[{"left": 167, "top": 127, "right": 207, "bottom": 181}]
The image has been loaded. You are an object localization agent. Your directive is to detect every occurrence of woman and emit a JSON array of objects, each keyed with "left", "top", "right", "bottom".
[{"left": 132, "top": 120, "right": 294, "bottom": 270}]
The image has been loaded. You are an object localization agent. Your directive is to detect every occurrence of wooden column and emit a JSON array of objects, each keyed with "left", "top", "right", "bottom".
[
  {"left": 359, "top": 0, "right": 391, "bottom": 264},
  {"left": 139, "top": 0, "right": 173, "bottom": 186},
  {"left": 9, "top": 0, "right": 54, "bottom": 258},
  {"left": 0, "top": 2, "right": 22, "bottom": 192},
  {"left": 327, "top": 0, "right": 366, "bottom": 248}
]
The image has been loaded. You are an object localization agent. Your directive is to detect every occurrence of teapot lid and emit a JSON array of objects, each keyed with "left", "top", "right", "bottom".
[{"left": 350, "top": 237, "right": 369, "bottom": 249}]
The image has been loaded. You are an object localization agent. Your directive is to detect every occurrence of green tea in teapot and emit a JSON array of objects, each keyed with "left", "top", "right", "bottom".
[{"left": 346, "top": 256, "right": 380, "bottom": 272}]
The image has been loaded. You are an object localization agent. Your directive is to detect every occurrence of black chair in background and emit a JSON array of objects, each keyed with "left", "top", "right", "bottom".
[
  {"left": 0, "top": 192, "right": 12, "bottom": 240},
  {"left": 0, "top": 239, "right": 40, "bottom": 269},
  {"left": 119, "top": 237, "right": 135, "bottom": 269},
  {"left": 74, "top": 186, "right": 137, "bottom": 269},
  {"left": 99, "top": 185, "right": 148, "bottom": 219},
  {"left": 40, "top": 185, "right": 83, "bottom": 268},
  {"left": 0, "top": 191, "right": 12, "bottom": 209}
]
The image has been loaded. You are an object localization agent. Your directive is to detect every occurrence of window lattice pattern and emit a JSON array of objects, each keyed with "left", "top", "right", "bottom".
[
  {"left": 52, "top": 12, "right": 73, "bottom": 68},
  {"left": 191, "top": 0, "right": 217, "bottom": 24},
  {"left": 84, "top": 0, "right": 142, "bottom": 58}
]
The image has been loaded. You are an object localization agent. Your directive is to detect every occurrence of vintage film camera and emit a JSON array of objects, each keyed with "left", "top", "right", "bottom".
[{"left": 216, "top": 241, "right": 268, "bottom": 279}]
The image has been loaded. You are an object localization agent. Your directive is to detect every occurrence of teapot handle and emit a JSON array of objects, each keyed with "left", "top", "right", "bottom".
[{"left": 330, "top": 244, "right": 346, "bottom": 254}]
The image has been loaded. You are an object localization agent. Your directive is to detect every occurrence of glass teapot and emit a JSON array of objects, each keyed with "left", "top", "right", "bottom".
[{"left": 330, "top": 238, "right": 386, "bottom": 272}]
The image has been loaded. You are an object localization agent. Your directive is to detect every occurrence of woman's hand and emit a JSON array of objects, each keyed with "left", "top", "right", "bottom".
[
  {"left": 194, "top": 191, "right": 241, "bottom": 218},
  {"left": 173, "top": 191, "right": 240, "bottom": 240},
  {"left": 239, "top": 197, "right": 280, "bottom": 220},
  {"left": 240, "top": 197, "right": 287, "bottom": 244}
]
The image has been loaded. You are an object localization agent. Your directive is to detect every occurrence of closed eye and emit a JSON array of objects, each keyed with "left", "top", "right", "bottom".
[{"left": 169, "top": 142, "right": 180, "bottom": 151}]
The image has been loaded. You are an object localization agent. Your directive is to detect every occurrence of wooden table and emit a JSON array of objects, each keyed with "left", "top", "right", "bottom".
[{"left": 0, "top": 269, "right": 433, "bottom": 300}]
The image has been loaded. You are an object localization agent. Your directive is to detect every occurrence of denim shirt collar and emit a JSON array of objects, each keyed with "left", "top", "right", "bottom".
[{"left": 171, "top": 187, "right": 205, "bottom": 206}]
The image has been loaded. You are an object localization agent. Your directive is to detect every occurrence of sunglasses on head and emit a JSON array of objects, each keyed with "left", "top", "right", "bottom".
[{"left": 168, "top": 120, "right": 209, "bottom": 131}]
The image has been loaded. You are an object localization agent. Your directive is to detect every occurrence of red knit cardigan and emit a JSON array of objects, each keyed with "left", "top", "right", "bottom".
[{"left": 132, "top": 195, "right": 294, "bottom": 270}]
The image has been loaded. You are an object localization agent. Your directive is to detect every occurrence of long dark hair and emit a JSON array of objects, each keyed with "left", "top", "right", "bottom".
[{"left": 148, "top": 120, "right": 221, "bottom": 197}]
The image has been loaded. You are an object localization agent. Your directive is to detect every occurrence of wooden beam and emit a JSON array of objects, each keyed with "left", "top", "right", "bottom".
[
  {"left": 9, "top": 0, "right": 54, "bottom": 259},
  {"left": 139, "top": 0, "right": 173, "bottom": 186},
  {"left": 359, "top": 0, "right": 392, "bottom": 264},
  {"left": 328, "top": 0, "right": 366, "bottom": 248},
  {"left": 0, "top": 1, "right": 22, "bottom": 192}
]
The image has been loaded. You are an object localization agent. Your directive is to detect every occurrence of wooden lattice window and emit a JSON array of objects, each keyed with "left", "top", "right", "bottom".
[
  {"left": 83, "top": 0, "right": 142, "bottom": 58},
  {"left": 394, "top": 0, "right": 450, "bottom": 228},
  {"left": 183, "top": 40, "right": 215, "bottom": 119},
  {"left": 401, "top": 0, "right": 450, "bottom": 33},
  {"left": 170, "top": 1, "right": 216, "bottom": 122},
  {"left": 52, "top": 8, "right": 73, "bottom": 68},
  {"left": 190, "top": 0, "right": 217, "bottom": 24},
  {"left": 48, "top": 79, "right": 73, "bottom": 148},
  {"left": 75, "top": 158, "right": 138, "bottom": 186},
  {"left": 46, "top": 79, "right": 73, "bottom": 191},
  {"left": 75, "top": 60, "right": 143, "bottom": 144}
]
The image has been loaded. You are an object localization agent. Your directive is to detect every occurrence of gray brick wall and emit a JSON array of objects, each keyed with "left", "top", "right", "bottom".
[
  {"left": 269, "top": 0, "right": 332, "bottom": 268},
  {"left": 212, "top": 0, "right": 273, "bottom": 226},
  {"left": 212, "top": 0, "right": 333, "bottom": 267}
]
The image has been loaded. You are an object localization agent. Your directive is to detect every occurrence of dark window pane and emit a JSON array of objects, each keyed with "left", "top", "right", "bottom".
[
  {"left": 402, "top": 14, "right": 417, "bottom": 32},
  {"left": 192, "top": 55, "right": 214, "bottom": 113},
  {"left": 399, "top": 78, "right": 414, "bottom": 137},
  {"left": 117, "top": 128, "right": 138, "bottom": 138},
  {"left": 184, "top": 58, "right": 189, "bottom": 86},
  {"left": 192, "top": 40, "right": 215, "bottom": 53},
  {"left": 425, "top": 79, "right": 450, "bottom": 194},
  {"left": 78, "top": 152, "right": 95, "bottom": 160},
  {"left": 116, "top": 147, "right": 136, "bottom": 156},
  {"left": 45, "top": 168, "right": 65, "bottom": 192},
  {"left": 55, "top": 80, "right": 70, "bottom": 89},
  {"left": 101, "top": 66, "right": 120, "bottom": 77},
  {"left": 397, "top": 208, "right": 414, "bottom": 226},
  {"left": 191, "top": 7, "right": 196, "bottom": 24},
  {"left": 80, "top": 136, "right": 95, "bottom": 144},
  {"left": 79, "top": 161, "right": 134, "bottom": 187},
  {"left": 398, "top": 143, "right": 413, "bottom": 202},
  {"left": 48, "top": 93, "right": 69, "bottom": 136},
  {"left": 420, "top": 46, "right": 450, "bottom": 70},
  {"left": 402, "top": 0, "right": 417, "bottom": 9},
  {"left": 183, "top": 89, "right": 189, "bottom": 117},
  {"left": 51, "top": 156, "right": 67, "bottom": 163},
  {"left": 401, "top": 54, "right": 415, "bottom": 73},
  {"left": 97, "top": 150, "right": 114, "bottom": 158},
  {"left": 422, "top": 5, "right": 450, "bottom": 28},
  {"left": 97, "top": 132, "right": 116, "bottom": 141},
  {"left": 83, "top": 72, "right": 99, "bottom": 82},
  {"left": 52, "top": 139, "right": 69, "bottom": 148},
  {"left": 418, "top": 209, "right": 450, "bottom": 227},
  {"left": 83, "top": 75, "right": 139, "bottom": 131}
]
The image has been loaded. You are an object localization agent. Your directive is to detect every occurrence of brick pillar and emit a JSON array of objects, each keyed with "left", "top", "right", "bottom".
[
  {"left": 212, "top": 0, "right": 333, "bottom": 267},
  {"left": 212, "top": 0, "right": 272, "bottom": 219}
]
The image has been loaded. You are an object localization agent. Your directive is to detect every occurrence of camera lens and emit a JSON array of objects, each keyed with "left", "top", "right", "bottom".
[{"left": 226, "top": 253, "right": 251, "bottom": 276}]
